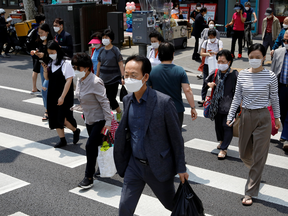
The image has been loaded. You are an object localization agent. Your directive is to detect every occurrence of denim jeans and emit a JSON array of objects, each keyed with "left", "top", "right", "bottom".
[{"left": 40, "top": 66, "right": 49, "bottom": 110}]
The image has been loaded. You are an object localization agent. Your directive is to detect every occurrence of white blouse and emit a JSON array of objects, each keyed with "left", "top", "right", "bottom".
[
  {"left": 50, "top": 60, "right": 75, "bottom": 80},
  {"left": 148, "top": 48, "right": 161, "bottom": 67}
]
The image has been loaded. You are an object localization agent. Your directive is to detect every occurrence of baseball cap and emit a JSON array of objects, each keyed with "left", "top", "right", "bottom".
[{"left": 265, "top": 8, "right": 273, "bottom": 16}]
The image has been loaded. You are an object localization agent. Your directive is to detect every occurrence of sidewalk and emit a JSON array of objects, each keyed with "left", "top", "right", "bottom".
[{"left": 120, "top": 36, "right": 272, "bottom": 74}]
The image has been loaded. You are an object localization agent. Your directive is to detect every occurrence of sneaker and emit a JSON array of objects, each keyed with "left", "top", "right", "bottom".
[
  {"left": 231, "top": 54, "right": 235, "bottom": 59},
  {"left": 73, "top": 128, "right": 81, "bottom": 144},
  {"left": 283, "top": 141, "right": 288, "bottom": 150},
  {"left": 3, "top": 53, "right": 11, "bottom": 58},
  {"left": 78, "top": 177, "right": 94, "bottom": 189},
  {"left": 116, "top": 111, "right": 123, "bottom": 122},
  {"left": 54, "top": 139, "right": 67, "bottom": 148},
  {"left": 238, "top": 54, "right": 242, "bottom": 59},
  {"left": 93, "top": 169, "right": 101, "bottom": 179},
  {"left": 197, "top": 73, "right": 203, "bottom": 79}
]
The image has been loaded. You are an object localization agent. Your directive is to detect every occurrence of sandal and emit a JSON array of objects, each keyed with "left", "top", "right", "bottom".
[
  {"left": 218, "top": 150, "right": 227, "bottom": 160},
  {"left": 42, "top": 112, "right": 49, "bottom": 121},
  {"left": 217, "top": 141, "right": 223, "bottom": 149},
  {"left": 31, "top": 89, "right": 41, "bottom": 95},
  {"left": 242, "top": 196, "right": 253, "bottom": 206}
]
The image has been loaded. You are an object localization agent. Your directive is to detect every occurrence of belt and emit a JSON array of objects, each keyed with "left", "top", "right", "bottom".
[
  {"left": 279, "top": 83, "right": 288, "bottom": 87},
  {"left": 135, "top": 157, "right": 149, "bottom": 165}
]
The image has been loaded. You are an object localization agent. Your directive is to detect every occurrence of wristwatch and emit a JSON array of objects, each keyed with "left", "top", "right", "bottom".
[
  {"left": 191, "top": 106, "right": 195, "bottom": 109},
  {"left": 121, "top": 75, "right": 125, "bottom": 79}
]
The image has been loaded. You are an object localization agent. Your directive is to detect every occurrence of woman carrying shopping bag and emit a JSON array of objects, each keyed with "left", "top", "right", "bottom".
[
  {"left": 227, "top": 43, "right": 281, "bottom": 206},
  {"left": 72, "top": 53, "right": 112, "bottom": 189}
]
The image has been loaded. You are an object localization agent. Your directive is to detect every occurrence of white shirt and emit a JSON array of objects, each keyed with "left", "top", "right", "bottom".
[
  {"left": 50, "top": 60, "right": 75, "bottom": 80},
  {"left": 202, "top": 39, "right": 223, "bottom": 65},
  {"left": 148, "top": 48, "right": 161, "bottom": 67}
]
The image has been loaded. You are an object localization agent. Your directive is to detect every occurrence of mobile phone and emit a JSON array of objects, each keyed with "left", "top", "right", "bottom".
[
  {"left": 36, "top": 48, "right": 39, "bottom": 51},
  {"left": 228, "top": 118, "right": 235, "bottom": 126},
  {"left": 39, "top": 60, "right": 43, "bottom": 63}
]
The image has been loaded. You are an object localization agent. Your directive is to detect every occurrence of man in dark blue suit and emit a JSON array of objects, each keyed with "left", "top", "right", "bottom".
[
  {"left": 53, "top": 18, "right": 73, "bottom": 58},
  {"left": 114, "top": 55, "right": 189, "bottom": 215},
  {"left": 191, "top": 7, "right": 208, "bottom": 61}
]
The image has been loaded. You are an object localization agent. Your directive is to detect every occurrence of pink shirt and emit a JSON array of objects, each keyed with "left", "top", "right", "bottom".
[{"left": 233, "top": 12, "right": 247, "bottom": 31}]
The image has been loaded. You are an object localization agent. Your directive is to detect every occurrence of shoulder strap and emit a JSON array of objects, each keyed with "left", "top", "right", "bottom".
[{"left": 211, "top": 69, "right": 218, "bottom": 97}]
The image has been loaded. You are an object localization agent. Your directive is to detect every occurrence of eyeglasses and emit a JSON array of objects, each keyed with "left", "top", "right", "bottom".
[{"left": 282, "top": 39, "right": 288, "bottom": 43}]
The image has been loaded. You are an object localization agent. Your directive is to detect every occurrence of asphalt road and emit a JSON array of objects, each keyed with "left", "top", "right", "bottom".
[{"left": 0, "top": 38, "right": 288, "bottom": 216}]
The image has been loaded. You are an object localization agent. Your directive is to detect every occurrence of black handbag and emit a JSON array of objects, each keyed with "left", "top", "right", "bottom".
[
  {"left": 120, "top": 85, "right": 128, "bottom": 101},
  {"left": 171, "top": 180, "right": 204, "bottom": 216}
]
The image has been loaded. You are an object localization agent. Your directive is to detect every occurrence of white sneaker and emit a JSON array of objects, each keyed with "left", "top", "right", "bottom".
[
  {"left": 2, "top": 53, "right": 11, "bottom": 58},
  {"left": 197, "top": 73, "right": 203, "bottom": 79}
]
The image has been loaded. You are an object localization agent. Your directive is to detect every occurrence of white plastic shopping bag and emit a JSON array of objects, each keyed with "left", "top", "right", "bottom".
[{"left": 208, "top": 56, "right": 218, "bottom": 75}]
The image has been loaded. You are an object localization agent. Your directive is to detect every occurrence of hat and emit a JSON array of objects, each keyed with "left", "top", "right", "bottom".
[
  {"left": 234, "top": 6, "right": 241, "bottom": 10},
  {"left": 265, "top": 8, "right": 273, "bottom": 16},
  {"left": 88, "top": 38, "right": 101, "bottom": 44}
]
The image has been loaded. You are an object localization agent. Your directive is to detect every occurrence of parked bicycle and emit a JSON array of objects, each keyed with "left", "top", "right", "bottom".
[{"left": 243, "top": 21, "right": 254, "bottom": 48}]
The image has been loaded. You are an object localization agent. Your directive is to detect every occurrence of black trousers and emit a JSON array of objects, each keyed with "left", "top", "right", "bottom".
[
  {"left": 178, "top": 112, "right": 184, "bottom": 127},
  {"left": 119, "top": 156, "right": 175, "bottom": 216},
  {"left": 193, "top": 37, "right": 200, "bottom": 59},
  {"left": 263, "top": 33, "right": 274, "bottom": 53},
  {"left": 231, "top": 30, "right": 244, "bottom": 55},
  {"left": 85, "top": 120, "right": 105, "bottom": 178},
  {"left": 279, "top": 84, "right": 288, "bottom": 140},
  {"left": 214, "top": 113, "right": 233, "bottom": 150},
  {"left": 201, "top": 64, "right": 209, "bottom": 101},
  {"left": 0, "top": 36, "right": 11, "bottom": 54},
  {"left": 105, "top": 82, "right": 119, "bottom": 110}
]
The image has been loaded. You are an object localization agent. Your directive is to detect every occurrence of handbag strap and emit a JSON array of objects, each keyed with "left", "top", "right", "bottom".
[{"left": 210, "top": 69, "right": 218, "bottom": 98}]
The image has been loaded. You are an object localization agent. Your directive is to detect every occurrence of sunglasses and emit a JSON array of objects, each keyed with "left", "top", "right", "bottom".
[{"left": 282, "top": 39, "right": 288, "bottom": 43}]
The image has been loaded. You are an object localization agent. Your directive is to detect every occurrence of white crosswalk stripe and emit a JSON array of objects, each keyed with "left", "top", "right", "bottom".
[
  {"left": 8, "top": 212, "right": 29, "bottom": 216},
  {"left": 0, "top": 173, "right": 30, "bottom": 195}
]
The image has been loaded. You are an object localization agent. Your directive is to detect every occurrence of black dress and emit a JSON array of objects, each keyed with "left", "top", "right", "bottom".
[{"left": 47, "top": 61, "right": 77, "bottom": 129}]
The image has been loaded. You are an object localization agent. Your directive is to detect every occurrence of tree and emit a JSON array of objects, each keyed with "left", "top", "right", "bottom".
[{"left": 23, "top": 0, "right": 36, "bottom": 20}]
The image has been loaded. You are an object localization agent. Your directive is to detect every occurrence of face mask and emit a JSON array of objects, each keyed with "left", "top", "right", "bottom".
[
  {"left": 236, "top": 9, "right": 240, "bottom": 12},
  {"left": 49, "top": 54, "right": 57, "bottom": 61},
  {"left": 285, "top": 44, "right": 288, "bottom": 49},
  {"left": 53, "top": 26, "right": 60, "bottom": 32},
  {"left": 197, "top": 7, "right": 201, "bottom": 10},
  {"left": 74, "top": 70, "right": 86, "bottom": 79},
  {"left": 40, "top": 35, "right": 47, "bottom": 40},
  {"left": 249, "top": 59, "right": 262, "bottom": 69},
  {"left": 151, "top": 42, "right": 159, "bottom": 49},
  {"left": 218, "top": 64, "right": 229, "bottom": 71},
  {"left": 209, "top": 24, "right": 214, "bottom": 29},
  {"left": 209, "top": 38, "right": 216, "bottom": 43},
  {"left": 245, "top": 7, "right": 249, "bottom": 11},
  {"left": 94, "top": 44, "right": 101, "bottom": 49},
  {"left": 125, "top": 77, "right": 144, "bottom": 93},
  {"left": 283, "top": 24, "right": 288, "bottom": 29},
  {"left": 102, "top": 39, "right": 110, "bottom": 46},
  {"left": 203, "top": 13, "right": 207, "bottom": 17},
  {"left": 267, "top": 15, "right": 272, "bottom": 19}
]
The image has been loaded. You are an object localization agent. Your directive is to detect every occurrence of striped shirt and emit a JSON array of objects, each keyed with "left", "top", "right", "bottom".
[
  {"left": 228, "top": 68, "right": 280, "bottom": 121},
  {"left": 280, "top": 50, "right": 288, "bottom": 84}
]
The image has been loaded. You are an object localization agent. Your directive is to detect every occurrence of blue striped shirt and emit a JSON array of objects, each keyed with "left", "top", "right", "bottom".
[{"left": 280, "top": 50, "right": 288, "bottom": 84}]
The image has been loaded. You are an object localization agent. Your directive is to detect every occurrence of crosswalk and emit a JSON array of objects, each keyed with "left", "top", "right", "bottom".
[{"left": 0, "top": 81, "right": 287, "bottom": 215}]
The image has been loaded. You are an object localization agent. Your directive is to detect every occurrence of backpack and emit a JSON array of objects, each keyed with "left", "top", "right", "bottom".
[{"left": 26, "top": 27, "right": 38, "bottom": 52}]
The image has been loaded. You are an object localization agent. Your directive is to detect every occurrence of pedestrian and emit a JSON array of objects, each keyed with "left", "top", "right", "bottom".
[
  {"left": 262, "top": 8, "right": 281, "bottom": 58},
  {"left": 244, "top": 2, "right": 257, "bottom": 24},
  {"left": 0, "top": 8, "right": 11, "bottom": 58},
  {"left": 42, "top": 40, "right": 80, "bottom": 148},
  {"left": 206, "top": 50, "right": 238, "bottom": 159},
  {"left": 71, "top": 53, "right": 112, "bottom": 189},
  {"left": 191, "top": 7, "right": 208, "bottom": 62},
  {"left": 178, "top": 10, "right": 184, "bottom": 19},
  {"left": 199, "top": 28, "right": 223, "bottom": 106},
  {"left": 227, "top": 43, "right": 281, "bottom": 206},
  {"left": 147, "top": 30, "right": 164, "bottom": 68},
  {"left": 190, "top": 2, "right": 201, "bottom": 23},
  {"left": 29, "top": 14, "right": 46, "bottom": 94},
  {"left": 147, "top": 42, "right": 197, "bottom": 126},
  {"left": 53, "top": 18, "right": 73, "bottom": 58},
  {"left": 96, "top": 29, "right": 125, "bottom": 122},
  {"left": 30, "top": 23, "right": 53, "bottom": 121},
  {"left": 197, "top": 20, "right": 220, "bottom": 79},
  {"left": 270, "top": 17, "right": 288, "bottom": 57},
  {"left": 114, "top": 55, "right": 189, "bottom": 216},
  {"left": 89, "top": 32, "right": 103, "bottom": 74},
  {"left": 271, "top": 30, "right": 288, "bottom": 150},
  {"left": 225, "top": 3, "right": 247, "bottom": 59}
]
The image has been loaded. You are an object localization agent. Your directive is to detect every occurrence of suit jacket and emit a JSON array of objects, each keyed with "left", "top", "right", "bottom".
[
  {"left": 271, "top": 47, "right": 286, "bottom": 78},
  {"left": 192, "top": 13, "right": 208, "bottom": 38},
  {"left": 55, "top": 30, "right": 73, "bottom": 58},
  {"left": 114, "top": 88, "right": 186, "bottom": 182}
]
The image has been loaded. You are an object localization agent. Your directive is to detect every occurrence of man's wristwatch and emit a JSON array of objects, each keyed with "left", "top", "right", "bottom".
[{"left": 121, "top": 75, "right": 125, "bottom": 79}]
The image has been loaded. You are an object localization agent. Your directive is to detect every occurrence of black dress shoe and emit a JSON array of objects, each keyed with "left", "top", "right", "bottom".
[{"left": 73, "top": 128, "right": 80, "bottom": 144}]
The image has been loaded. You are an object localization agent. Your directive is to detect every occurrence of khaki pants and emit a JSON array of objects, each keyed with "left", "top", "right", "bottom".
[{"left": 239, "top": 108, "right": 271, "bottom": 197}]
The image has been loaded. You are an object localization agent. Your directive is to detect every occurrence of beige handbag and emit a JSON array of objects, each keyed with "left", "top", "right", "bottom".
[{"left": 233, "top": 112, "right": 241, "bottom": 137}]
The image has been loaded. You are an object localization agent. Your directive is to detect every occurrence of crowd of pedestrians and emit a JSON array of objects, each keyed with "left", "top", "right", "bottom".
[{"left": 1, "top": 1, "right": 288, "bottom": 213}]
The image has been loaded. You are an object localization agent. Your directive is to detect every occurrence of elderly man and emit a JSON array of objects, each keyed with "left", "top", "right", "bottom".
[
  {"left": 271, "top": 17, "right": 288, "bottom": 57},
  {"left": 271, "top": 30, "right": 288, "bottom": 150},
  {"left": 114, "top": 55, "right": 188, "bottom": 215}
]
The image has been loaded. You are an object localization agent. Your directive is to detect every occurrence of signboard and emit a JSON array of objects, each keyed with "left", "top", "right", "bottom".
[
  {"left": 180, "top": 7, "right": 190, "bottom": 19},
  {"left": 203, "top": 3, "right": 217, "bottom": 22},
  {"left": 190, "top": 3, "right": 197, "bottom": 12},
  {"left": 102, "top": 0, "right": 112, "bottom": 5},
  {"left": 135, "top": 3, "right": 141, "bottom": 11}
]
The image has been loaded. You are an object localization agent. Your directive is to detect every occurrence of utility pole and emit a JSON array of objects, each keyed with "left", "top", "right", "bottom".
[{"left": 23, "top": 0, "right": 36, "bottom": 20}]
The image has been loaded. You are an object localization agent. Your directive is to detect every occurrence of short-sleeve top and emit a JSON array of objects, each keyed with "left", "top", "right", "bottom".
[
  {"left": 201, "top": 39, "right": 223, "bottom": 65},
  {"left": 97, "top": 46, "right": 123, "bottom": 85},
  {"left": 233, "top": 12, "right": 247, "bottom": 31},
  {"left": 244, "top": 7, "right": 255, "bottom": 22},
  {"left": 50, "top": 60, "right": 75, "bottom": 79},
  {"left": 147, "top": 64, "right": 190, "bottom": 113}
]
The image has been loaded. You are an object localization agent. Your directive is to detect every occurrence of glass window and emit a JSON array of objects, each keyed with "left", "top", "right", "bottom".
[
  {"left": 8, "top": 0, "right": 17, "bottom": 5},
  {"left": 2, "top": 0, "right": 6, "bottom": 5},
  {"left": 274, "top": 0, "right": 288, "bottom": 17}
]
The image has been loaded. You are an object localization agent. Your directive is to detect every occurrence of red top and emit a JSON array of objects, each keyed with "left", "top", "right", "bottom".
[
  {"left": 266, "top": 16, "right": 273, "bottom": 33},
  {"left": 91, "top": 47, "right": 96, "bottom": 74},
  {"left": 232, "top": 12, "right": 247, "bottom": 31}
]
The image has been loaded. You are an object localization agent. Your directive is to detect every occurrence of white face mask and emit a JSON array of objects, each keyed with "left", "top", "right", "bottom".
[
  {"left": 283, "top": 24, "right": 288, "bottom": 29},
  {"left": 218, "top": 63, "right": 229, "bottom": 71},
  {"left": 53, "top": 26, "right": 60, "bottom": 32},
  {"left": 267, "top": 15, "right": 272, "bottom": 19},
  {"left": 245, "top": 7, "right": 249, "bottom": 11},
  {"left": 40, "top": 35, "right": 47, "bottom": 40},
  {"left": 249, "top": 59, "right": 262, "bottom": 69},
  {"left": 236, "top": 9, "right": 240, "bottom": 12},
  {"left": 94, "top": 44, "right": 101, "bottom": 49},
  {"left": 74, "top": 70, "right": 86, "bottom": 79},
  {"left": 49, "top": 54, "right": 57, "bottom": 61},
  {"left": 197, "top": 7, "right": 201, "bottom": 10},
  {"left": 284, "top": 44, "right": 288, "bottom": 49},
  {"left": 151, "top": 42, "right": 159, "bottom": 49},
  {"left": 102, "top": 39, "right": 110, "bottom": 46},
  {"left": 125, "top": 77, "right": 144, "bottom": 93},
  {"left": 203, "top": 13, "right": 207, "bottom": 17},
  {"left": 209, "top": 38, "right": 216, "bottom": 43},
  {"left": 209, "top": 24, "right": 214, "bottom": 29}
]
